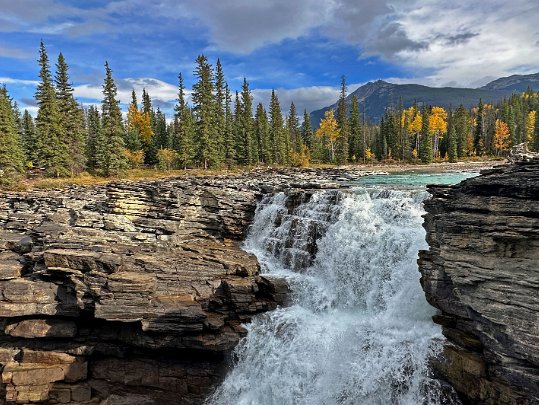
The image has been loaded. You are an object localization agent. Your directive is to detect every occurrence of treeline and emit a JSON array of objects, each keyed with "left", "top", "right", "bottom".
[
  {"left": 362, "top": 89, "right": 539, "bottom": 163},
  {"left": 2, "top": 42, "right": 539, "bottom": 185}
]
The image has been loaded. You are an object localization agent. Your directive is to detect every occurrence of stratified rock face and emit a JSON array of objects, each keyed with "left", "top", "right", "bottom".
[
  {"left": 0, "top": 174, "right": 296, "bottom": 404},
  {"left": 419, "top": 160, "right": 539, "bottom": 405}
]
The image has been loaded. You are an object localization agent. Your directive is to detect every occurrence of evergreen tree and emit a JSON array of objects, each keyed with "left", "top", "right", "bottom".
[
  {"left": 335, "top": 76, "right": 349, "bottom": 164},
  {"left": 21, "top": 110, "right": 36, "bottom": 164},
  {"left": 140, "top": 88, "right": 156, "bottom": 163},
  {"left": 0, "top": 86, "right": 26, "bottom": 175},
  {"left": 223, "top": 85, "right": 236, "bottom": 167},
  {"left": 301, "top": 110, "right": 313, "bottom": 150},
  {"left": 55, "top": 52, "right": 86, "bottom": 175},
  {"left": 86, "top": 105, "right": 101, "bottom": 170},
  {"left": 269, "top": 90, "right": 285, "bottom": 164},
  {"left": 174, "top": 73, "right": 195, "bottom": 169},
  {"left": 97, "top": 62, "right": 128, "bottom": 176},
  {"left": 474, "top": 99, "right": 484, "bottom": 155},
  {"left": 153, "top": 108, "right": 169, "bottom": 149},
  {"left": 255, "top": 103, "right": 270, "bottom": 164},
  {"left": 454, "top": 105, "right": 469, "bottom": 157},
  {"left": 534, "top": 107, "right": 539, "bottom": 152},
  {"left": 192, "top": 55, "right": 216, "bottom": 169},
  {"left": 349, "top": 95, "right": 362, "bottom": 162},
  {"left": 214, "top": 59, "right": 226, "bottom": 164},
  {"left": 233, "top": 91, "right": 243, "bottom": 165},
  {"left": 35, "top": 41, "right": 70, "bottom": 177},
  {"left": 420, "top": 107, "right": 433, "bottom": 163},
  {"left": 287, "top": 102, "right": 301, "bottom": 153},
  {"left": 240, "top": 78, "right": 257, "bottom": 165},
  {"left": 447, "top": 112, "right": 458, "bottom": 163}
]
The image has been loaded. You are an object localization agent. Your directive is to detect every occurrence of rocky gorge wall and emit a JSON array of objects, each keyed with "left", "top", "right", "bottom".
[
  {"left": 0, "top": 172, "right": 321, "bottom": 404},
  {"left": 419, "top": 159, "right": 539, "bottom": 404}
]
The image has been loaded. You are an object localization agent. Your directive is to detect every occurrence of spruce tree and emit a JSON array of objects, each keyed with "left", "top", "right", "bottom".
[
  {"left": 98, "top": 62, "right": 128, "bottom": 176},
  {"left": 192, "top": 55, "right": 216, "bottom": 169},
  {"left": 55, "top": 52, "right": 86, "bottom": 175},
  {"left": 349, "top": 95, "right": 361, "bottom": 162},
  {"left": 336, "top": 76, "right": 349, "bottom": 164},
  {"left": 21, "top": 110, "right": 36, "bottom": 164},
  {"left": 223, "top": 84, "right": 236, "bottom": 167},
  {"left": 35, "top": 41, "right": 70, "bottom": 177},
  {"left": 454, "top": 105, "right": 469, "bottom": 157},
  {"left": 174, "top": 73, "right": 195, "bottom": 169},
  {"left": 214, "top": 59, "right": 226, "bottom": 164},
  {"left": 125, "top": 90, "right": 143, "bottom": 151},
  {"left": 420, "top": 107, "right": 433, "bottom": 163},
  {"left": 269, "top": 90, "right": 285, "bottom": 164},
  {"left": 474, "top": 99, "right": 484, "bottom": 155},
  {"left": 0, "top": 86, "right": 26, "bottom": 175},
  {"left": 255, "top": 103, "right": 270, "bottom": 164},
  {"left": 86, "top": 105, "right": 101, "bottom": 170},
  {"left": 240, "top": 78, "right": 257, "bottom": 165},
  {"left": 301, "top": 110, "right": 313, "bottom": 150},
  {"left": 287, "top": 102, "right": 301, "bottom": 153},
  {"left": 140, "top": 88, "right": 156, "bottom": 163},
  {"left": 153, "top": 108, "right": 169, "bottom": 149},
  {"left": 233, "top": 91, "right": 243, "bottom": 165}
]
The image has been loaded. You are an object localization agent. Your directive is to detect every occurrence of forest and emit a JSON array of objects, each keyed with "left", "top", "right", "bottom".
[{"left": 1, "top": 42, "right": 539, "bottom": 185}]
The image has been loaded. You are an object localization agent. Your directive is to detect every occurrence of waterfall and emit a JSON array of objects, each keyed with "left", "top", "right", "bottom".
[{"left": 207, "top": 187, "right": 460, "bottom": 405}]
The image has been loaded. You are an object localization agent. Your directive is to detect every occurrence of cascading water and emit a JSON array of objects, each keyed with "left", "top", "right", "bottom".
[{"left": 208, "top": 180, "right": 464, "bottom": 405}]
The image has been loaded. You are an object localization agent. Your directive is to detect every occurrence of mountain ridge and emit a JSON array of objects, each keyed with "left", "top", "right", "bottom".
[{"left": 310, "top": 72, "right": 539, "bottom": 125}]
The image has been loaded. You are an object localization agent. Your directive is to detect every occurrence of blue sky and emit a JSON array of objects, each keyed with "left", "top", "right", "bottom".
[{"left": 2, "top": 0, "right": 539, "bottom": 118}]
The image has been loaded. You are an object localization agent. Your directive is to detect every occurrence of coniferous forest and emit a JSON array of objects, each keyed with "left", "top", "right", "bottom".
[{"left": 2, "top": 42, "right": 539, "bottom": 186}]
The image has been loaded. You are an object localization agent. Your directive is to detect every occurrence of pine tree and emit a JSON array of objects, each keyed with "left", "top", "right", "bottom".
[
  {"left": 86, "top": 105, "right": 101, "bottom": 170},
  {"left": 447, "top": 112, "right": 458, "bottom": 163},
  {"left": 98, "top": 62, "right": 128, "bottom": 176},
  {"left": 474, "top": 99, "right": 484, "bottom": 155},
  {"left": 153, "top": 108, "right": 169, "bottom": 149},
  {"left": 255, "top": 103, "right": 270, "bottom": 164},
  {"left": 55, "top": 52, "right": 86, "bottom": 175},
  {"left": 0, "top": 86, "right": 26, "bottom": 175},
  {"left": 287, "top": 102, "right": 301, "bottom": 153},
  {"left": 223, "top": 85, "right": 236, "bottom": 167},
  {"left": 125, "top": 90, "right": 143, "bottom": 151},
  {"left": 214, "top": 59, "right": 226, "bottom": 164},
  {"left": 174, "top": 73, "right": 195, "bottom": 169},
  {"left": 35, "top": 41, "right": 70, "bottom": 177},
  {"left": 420, "top": 107, "right": 433, "bottom": 163},
  {"left": 21, "top": 110, "right": 36, "bottom": 164},
  {"left": 192, "top": 55, "right": 216, "bottom": 169},
  {"left": 240, "top": 78, "right": 257, "bottom": 165},
  {"left": 335, "top": 76, "right": 349, "bottom": 164},
  {"left": 301, "top": 110, "right": 313, "bottom": 150},
  {"left": 140, "top": 88, "right": 156, "bottom": 163},
  {"left": 349, "top": 95, "right": 361, "bottom": 162},
  {"left": 454, "top": 105, "right": 469, "bottom": 157},
  {"left": 269, "top": 90, "right": 285, "bottom": 164},
  {"left": 233, "top": 91, "right": 243, "bottom": 165}
]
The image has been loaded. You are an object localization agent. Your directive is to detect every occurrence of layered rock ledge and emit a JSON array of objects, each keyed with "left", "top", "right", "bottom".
[
  {"left": 419, "top": 159, "right": 539, "bottom": 404},
  {"left": 0, "top": 170, "right": 351, "bottom": 404}
]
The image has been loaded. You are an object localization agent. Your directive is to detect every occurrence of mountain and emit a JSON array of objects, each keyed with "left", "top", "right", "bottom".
[{"left": 310, "top": 73, "right": 539, "bottom": 126}]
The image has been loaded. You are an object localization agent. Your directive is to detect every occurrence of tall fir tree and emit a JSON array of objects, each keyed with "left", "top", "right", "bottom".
[
  {"left": 474, "top": 99, "right": 485, "bottom": 155},
  {"left": 192, "top": 55, "right": 216, "bottom": 169},
  {"left": 55, "top": 52, "right": 86, "bottom": 175},
  {"left": 223, "top": 84, "right": 236, "bottom": 167},
  {"left": 85, "top": 105, "right": 101, "bottom": 170},
  {"left": 349, "top": 95, "right": 362, "bottom": 161},
  {"left": 336, "top": 76, "right": 349, "bottom": 164},
  {"left": 140, "top": 88, "right": 157, "bottom": 163},
  {"left": 153, "top": 108, "right": 169, "bottom": 150},
  {"left": 21, "top": 110, "right": 36, "bottom": 164},
  {"left": 420, "top": 107, "right": 433, "bottom": 163},
  {"left": 447, "top": 111, "right": 458, "bottom": 163},
  {"left": 97, "top": 62, "right": 128, "bottom": 176},
  {"left": 35, "top": 41, "right": 70, "bottom": 177},
  {"left": 125, "top": 90, "right": 143, "bottom": 151},
  {"left": 240, "top": 78, "right": 257, "bottom": 165},
  {"left": 174, "top": 73, "right": 195, "bottom": 169},
  {"left": 214, "top": 59, "right": 226, "bottom": 164},
  {"left": 454, "top": 105, "right": 469, "bottom": 157},
  {"left": 301, "top": 110, "right": 313, "bottom": 150},
  {"left": 269, "top": 90, "right": 285, "bottom": 164},
  {"left": 233, "top": 91, "right": 243, "bottom": 165},
  {"left": 255, "top": 103, "right": 270, "bottom": 164},
  {"left": 0, "top": 86, "right": 26, "bottom": 175},
  {"left": 287, "top": 102, "right": 301, "bottom": 152}
]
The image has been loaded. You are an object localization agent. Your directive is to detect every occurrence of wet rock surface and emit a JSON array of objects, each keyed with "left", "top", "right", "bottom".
[
  {"left": 0, "top": 169, "right": 351, "bottom": 404},
  {"left": 419, "top": 159, "right": 539, "bottom": 405}
]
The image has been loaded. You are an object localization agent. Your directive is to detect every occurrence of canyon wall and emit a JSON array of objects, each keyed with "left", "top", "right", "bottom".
[
  {"left": 0, "top": 174, "right": 302, "bottom": 404},
  {"left": 419, "top": 159, "right": 539, "bottom": 404}
]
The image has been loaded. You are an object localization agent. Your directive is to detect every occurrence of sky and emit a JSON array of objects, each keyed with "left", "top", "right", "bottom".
[{"left": 1, "top": 0, "right": 539, "bottom": 118}]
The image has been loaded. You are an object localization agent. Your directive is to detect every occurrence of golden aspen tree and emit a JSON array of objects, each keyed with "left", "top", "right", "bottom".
[
  {"left": 429, "top": 106, "right": 447, "bottom": 158},
  {"left": 315, "top": 110, "right": 340, "bottom": 163},
  {"left": 494, "top": 119, "right": 511, "bottom": 155}
]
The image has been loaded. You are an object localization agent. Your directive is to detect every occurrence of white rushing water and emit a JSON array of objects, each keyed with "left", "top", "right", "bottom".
[{"left": 208, "top": 186, "right": 460, "bottom": 405}]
